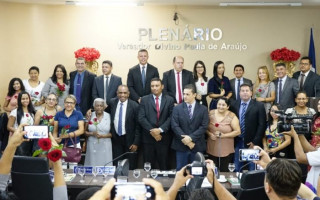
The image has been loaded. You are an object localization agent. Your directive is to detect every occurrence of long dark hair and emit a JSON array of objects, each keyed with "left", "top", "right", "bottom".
[
  {"left": 193, "top": 60, "right": 208, "bottom": 82},
  {"left": 7, "top": 78, "right": 25, "bottom": 97},
  {"left": 16, "top": 91, "right": 35, "bottom": 126},
  {"left": 267, "top": 104, "right": 281, "bottom": 126},
  {"left": 213, "top": 60, "right": 225, "bottom": 87},
  {"left": 51, "top": 64, "right": 68, "bottom": 84}
]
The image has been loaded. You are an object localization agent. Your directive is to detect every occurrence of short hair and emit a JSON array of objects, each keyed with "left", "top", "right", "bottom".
[
  {"left": 76, "top": 187, "right": 101, "bottom": 200},
  {"left": 216, "top": 97, "right": 230, "bottom": 107},
  {"left": 240, "top": 83, "right": 252, "bottom": 91},
  {"left": 266, "top": 159, "right": 302, "bottom": 198},
  {"left": 184, "top": 84, "right": 196, "bottom": 94},
  {"left": 234, "top": 64, "right": 244, "bottom": 71},
  {"left": 275, "top": 63, "right": 286, "bottom": 68},
  {"left": 93, "top": 98, "right": 107, "bottom": 108},
  {"left": 46, "top": 93, "right": 58, "bottom": 101},
  {"left": 76, "top": 57, "right": 85, "bottom": 62},
  {"left": 117, "top": 84, "right": 129, "bottom": 92},
  {"left": 189, "top": 188, "right": 215, "bottom": 200},
  {"left": 28, "top": 66, "right": 40, "bottom": 73},
  {"left": 173, "top": 56, "right": 184, "bottom": 63},
  {"left": 150, "top": 77, "right": 163, "bottom": 84},
  {"left": 138, "top": 49, "right": 148, "bottom": 54},
  {"left": 64, "top": 94, "right": 77, "bottom": 104},
  {"left": 102, "top": 60, "right": 112, "bottom": 67},
  {"left": 300, "top": 56, "right": 312, "bottom": 65}
]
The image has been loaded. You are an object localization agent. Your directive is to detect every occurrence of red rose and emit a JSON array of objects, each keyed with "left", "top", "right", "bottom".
[
  {"left": 88, "top": 121, "right": 93, "bottom": 125},
  {"left": 35, "top": 92, "right": 39, "bottom": 95},
  {"left": 14, "top": 95, "right": 18, "bottom": 99},
  {"left": 26, "top": 113, "right": 29, "bottom": 117},
  {"left": 64, "top": 125, "right": 71, "bottom": 129},
  {"left": 48, "top": 115, "right": 53, "bottom": 119},
  {"left": 93, "top": 118, "right": 98, "bottom": 122},
  {"left": 215, "top": 123, "right": 219, "bottom": 127},
  {"left": 258, "top": 89, "right": 262, "bottom": 92},
  {"left": 221, "top": 81, "right": 224, "bottom": 85},
  {"left": 47, "top": 149, "right": 62, "bottom": 162},
  {"left": 201, "top": 83, "right": 204, "bottom": 86},
  {"left": 38, "top": 138, "right": 52, "bottom": 151},
  {"left": 43, "top": 115, "right": 48, "bottom": 120}
]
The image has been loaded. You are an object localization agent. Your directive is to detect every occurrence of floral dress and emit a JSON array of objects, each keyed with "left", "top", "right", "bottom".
[
  {"left": 265, "top": 127, "right": 284, "bottom": 148},
  {"left": 311, "top": 116, "right": 320, "bottom": 147},
  {"left": 254, "top": 82, "right": 275, "bottom": 119}
]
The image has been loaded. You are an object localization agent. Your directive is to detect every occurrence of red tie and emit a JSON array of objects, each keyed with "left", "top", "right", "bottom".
[
  {"left": 177, "top": 72, "right": 182, "bottom": 103},
  {"left": 155, "top": 97, "right": 160, "bottom": 123}
]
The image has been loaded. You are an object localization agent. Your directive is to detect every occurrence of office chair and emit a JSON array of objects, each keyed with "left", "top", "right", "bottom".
[
  {"left": 114, "top": 159, "right": 129, "bottom": 179},
  {"left": 11, "top": 156, "right": 53, "bottom": 200},
  {"left": 236, "top": 170, "right": 268, "bottom": 200}
]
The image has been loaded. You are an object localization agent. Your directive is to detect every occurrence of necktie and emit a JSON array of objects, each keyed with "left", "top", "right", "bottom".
[
  {"left": 240, "top": 103, "right": 247, "bottom": 137},
  {"left": 177, "top": 72, "right": 182, "bottom": 103},
  {"left": 155, "top": 97, "right": 160, "bottom": 123},
  {"left": 105, "top": 76, "right": 109, "bottom": 101},
  {"left": 142, "top": 66, "right": 146, "bottom": 89},
  {"left": 278, "top": 79, "right": 282, "bottom": 103},
  {"left": 76, "top": 74, "right": 82, "bottom": 104},
  {"left": 188, "top": 104, "right": 192, "bottom": 119},
  {"left": 237, "top": 79, "right": 241, "bottom": 100},
  {"left": 300, "top": 74, "right": 305, "bottom": 90},
  {"left": 118, "top": 103, "right": 123, "bottom": 136}
]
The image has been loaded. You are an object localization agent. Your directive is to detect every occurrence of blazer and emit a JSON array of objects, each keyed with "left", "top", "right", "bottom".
[
  {"left": 69, "top": 70, "right": 96, "bottom": 115},
  {"left": 230, "top": 77, "right": 253, "bottom": 101},
  {"left": 138, "top": 94, "right": 175, "bottom": 145},
  {"left": 92, "top": 74, "right": 122, "bottom": 105},
  {"left": 293, "top": 70, "right": 320, "bottom": 97},
  {"left": 273, "top": 77, "right": 299, "bottom": 110},
  {"left": 109, "top": 98, "right": 141, "bottom": 147},
  {"left": 163, "top": 69, "right": 195, "bottom": 103},
  {"left": 230, "top": 99, "right": 266, "bottom": 147},
  {"left": 127, "top": 64, "right": 159, "bottom": 101},
  {"left": 171, "top": 102, "right": 209, "bottom": 152}
]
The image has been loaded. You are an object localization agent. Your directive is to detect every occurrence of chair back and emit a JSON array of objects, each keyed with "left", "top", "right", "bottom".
[
  {"left": 11, "top": 156, "right": 53, "bottom": 200},
  {"left": 236, "top": 186, "right": 268, "bottom": 200}
]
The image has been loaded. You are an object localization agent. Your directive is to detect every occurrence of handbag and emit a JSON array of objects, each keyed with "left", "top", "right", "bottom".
[{"left": 62, "top": 135, "right": 81, "bottom": 163}]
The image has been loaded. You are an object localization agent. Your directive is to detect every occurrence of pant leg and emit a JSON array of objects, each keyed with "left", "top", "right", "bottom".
[
  {"left": 176, "top": 151, "right": 189, "bottom": 171},
  {"left": 112, "top": 136, "right": 127, "bottom": 166},
  {"left": 155, "top": 143, "right": 170, "bottom": 170},
  {"left": 143, "top": 143, "right": 156, "bottom": 169}
]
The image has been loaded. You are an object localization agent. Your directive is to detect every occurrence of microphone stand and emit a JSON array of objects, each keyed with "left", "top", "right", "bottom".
[
  {"left": 104, "top": 151, "right": 137, "bottom": 167},
  {"left": 237, "top": 161, "right": 253, "bottom": 180},
  {"left": 218, "top": 132, "right": 221, "bottom": 179}
]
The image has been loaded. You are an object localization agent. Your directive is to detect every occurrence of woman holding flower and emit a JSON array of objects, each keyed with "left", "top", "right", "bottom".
[
  {"left": 310, "top": 100, "right": 320, "bottom": 147},
  {"left": 3, "top": 78, "right": 25, "bottom": 115},
  {"left": 84, "top": 98, "right": 112, "bottom": 166},
  {"left": 208, "top": 61, "right": 232, "bottom": 110},
  {"left": 7, "top": 91, "right": 35, "bottom": 156},
  {"left": 23, "top": 66, "right": 45, "bottom": 111},
  {"left": 263, "top": 104, "right": 291, "bottom": 158},
  {"left": 193, "top": 60, "right": 208, "bottom": 107},
  {"left": 206, "top": 97, "right": 240, "bottom": 172},
  {"left": 253, "top": 66, "right": 275, "bottom": 119},
  {"left": 53, "top": 95, "right": 84, "bottom": 149},
  {"left": 42, "top": 64, "right": 69, "bottom": 108}
]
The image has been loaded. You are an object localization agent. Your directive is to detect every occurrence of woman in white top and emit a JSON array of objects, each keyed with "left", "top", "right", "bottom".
[
  {"left": 7, "top": 91, "right": 35, "bottom": 156},
  {"left": 84, "top": 98, "right": 112, "bottom": 166},
  {"left": 23, "top": 66, "right": 45, "bottom": 110},
  {"left": 193, "top": 60, "right": 208, "bottom": 107}
]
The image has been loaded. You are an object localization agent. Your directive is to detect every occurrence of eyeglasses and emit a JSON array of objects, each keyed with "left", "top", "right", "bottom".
[
  {"left": 47, "top": 98, "right": 57, "bottom": 101},
  {"left": 65, "top": 101, "right": 75, "bottom": 105}
]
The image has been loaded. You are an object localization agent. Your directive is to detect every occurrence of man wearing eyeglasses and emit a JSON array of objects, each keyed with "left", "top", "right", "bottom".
[{"left": 293, "top": 56, "right": 320, "bottom": 98}]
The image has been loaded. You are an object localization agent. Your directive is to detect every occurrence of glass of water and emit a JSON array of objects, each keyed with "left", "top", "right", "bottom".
[
  {"left": 133, "top": 169, "right": 140, "bottom": 180},
  {"left": 228, "top": 163, "right": 235, "bottom": 178},
  {"left": 77, "top": 168, "right": 85, "bottom": 183},
  {"left": 92, "top": 167, "right": 99, "bottom": 182},
  {"left": 150, "top": 169, "right": 158, "bottom": 179},
  {"left": 103, "top": 168, "right": 108, "bottom": 183},
  {"left": 144, "top": 162, "right": 151, "bottom": 172}
]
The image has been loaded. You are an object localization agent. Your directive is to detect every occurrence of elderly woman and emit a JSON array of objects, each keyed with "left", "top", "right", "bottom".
[
  {"left": 53, "top": 95, "right": 84, "bottom": 149},
  {"left": 206, "top": 97, "right": 240, "bottom": 172},
  {"left": 84, "top": 98, "right": 112, "bottom": 166}
]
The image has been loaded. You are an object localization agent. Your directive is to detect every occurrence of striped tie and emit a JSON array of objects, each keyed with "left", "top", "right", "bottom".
[{"left": 240, "top": 103, "right": 247, "bottom": 137}]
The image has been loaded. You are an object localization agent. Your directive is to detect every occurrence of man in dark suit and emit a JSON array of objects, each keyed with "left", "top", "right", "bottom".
[
  {"left": 92, "top": 60, "right": 122, "bottom": 106},
  {"left": 127, "top": 49, "right": 159, "bottom": 103},
  {"left": 230, "top": 83, "right": 266, "bottom": 172},
  {"left": 109, "top": 85, "right": 141, "bottom": 169},
  {"left": 273, "top": 63, "right": 299, "bottom": 110},
  {"left": 171, "top": 84, "right": 208, "bottom": 170},
  {"left": 69, "top": 57, "right": 96, "bottom": 116},
  {"left": 163, "top": 56, "right": 195, "bottom": 104},
  {"left": 229, "top": 64, "right": 253, "bottom": 102},
  {"left": 293, "top": 56, "right": 320, "bottom": 97},
  {"left": 138, "top": 78, "right": 175, "bottom": 170}
]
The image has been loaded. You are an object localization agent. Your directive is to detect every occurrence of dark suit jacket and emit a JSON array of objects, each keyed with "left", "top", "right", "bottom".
[
  {"left": 230, "top": 77, "right": 253, "bottom": 101},
  {"left": 230, "top": 99, "right": 266, "bottom": 147},
  {"left": 109, "top": 98, "right": 141, "bottom": 147},
  {"left": 273, "top": 77, "right": 299, "bottom": 110},
  {"left": 138, "top": 94, "right": 175, "bottom": 145},
  {"left": 163, "top": 69, "right": 195, "bottom": 103},
  {"left": 69, "top": 70, "right": 96, "bottom": 115},
  {"left": 293, "top": 70, "right": 320, "bottom": 97},
  {"left": 171, "top": 102, "right": 208, "bottom": 152},
  {"left": 127, "top": 64, "right": 159, "bottom": 101},
  {"left": 92, "top": 74, "right": 122, "bottom": 105}
]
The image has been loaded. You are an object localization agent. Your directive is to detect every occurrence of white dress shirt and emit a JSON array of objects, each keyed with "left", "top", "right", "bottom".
[{"left": 114, "top": 99, "right": 128, "bottom": 135}]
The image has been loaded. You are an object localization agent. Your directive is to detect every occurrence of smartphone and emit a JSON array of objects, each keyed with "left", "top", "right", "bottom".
[
  {"left": 23, "top": 125, "right": 49, "bottom": 139},
  {"left": 111, "top": 182, "right": 155, "bottom": 200},
  {"left": 239, "top": 149, "right": 261, "bottom": 162}
]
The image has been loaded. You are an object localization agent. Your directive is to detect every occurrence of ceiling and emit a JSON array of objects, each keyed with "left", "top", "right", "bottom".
[{"left": 1, "top": 0, "right": 320, "bottom": 6}]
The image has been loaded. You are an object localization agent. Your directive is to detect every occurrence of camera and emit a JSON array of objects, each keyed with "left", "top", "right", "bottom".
[
  {"left": 275, "top": 110, "right": 313, "bottom": 135},
  {"left": 186, "top": 161, "right": 207, "bottom": 177},
  {"left": 111, "top": 182, "right": 155, "bottom": 200},
  {"left": 239, "top": 149, "right": 260, "bottom": 162},
  {"left": 23, "top": 125, "right": 49, "bottom": 139}
]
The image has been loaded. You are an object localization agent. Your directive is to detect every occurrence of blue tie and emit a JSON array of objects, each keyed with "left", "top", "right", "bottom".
[
  {"left": 240, "top": 103, "right": 247, "bottom": 137},
  {"left": 188, "top": 104, "right": 192, "bottom": 119},
  {"left": 76, "top": 74, "right": 82, "bottom": 104},
  {"left": 118, "top": 103, "right": 123, "bottom": 136},
  {"left": 237, "top": 79, "right": 241, "bottom": 100},
  {"left": 142, "top": 66, "right": 146, "bottom": 89}
]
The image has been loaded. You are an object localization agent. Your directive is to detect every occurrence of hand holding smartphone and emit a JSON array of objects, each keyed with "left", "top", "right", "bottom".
[{"left": 239, "top": 149, "right": 261, "bottom": 162}]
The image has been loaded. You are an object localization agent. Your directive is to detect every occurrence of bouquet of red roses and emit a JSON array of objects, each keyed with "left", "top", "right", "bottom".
[
  {"left": 74, "top": 47, "right": 100, "bottom": 62},
  {"left": 33, "top": 138, "right": 66, "bottom": 162},
  {"left": 56, "top": 83, "right": 65, "bottom": 97},
  {"left": 270, "top": 47, "right": 300, "bottom": 62}
]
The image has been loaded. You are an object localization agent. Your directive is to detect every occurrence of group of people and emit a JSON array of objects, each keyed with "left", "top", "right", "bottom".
[{"left": 1, "top": 49, "right": 320, "bottom": 187}]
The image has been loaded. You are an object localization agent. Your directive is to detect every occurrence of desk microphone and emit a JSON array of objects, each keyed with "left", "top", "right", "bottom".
[
  {"left": 237, "top": 161, "right": 253, "bottom": 179},
  {"left": 103, "top": 151, "right": 137, "bottom": 167}
]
